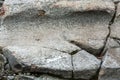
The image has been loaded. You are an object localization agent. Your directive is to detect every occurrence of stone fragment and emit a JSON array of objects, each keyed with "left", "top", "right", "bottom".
[
  {"left": 106, "top": 38, "right": 120, "bottom": 49},
  {"left": 3, "top": 0, "right": 115, "bottom": 17},
  {"left": 0, "top": 10, "right": 113, "bottom": 55},
  {"left": 2, "top": 46, "right": 73, "bottom": 78},
  {"left": 0, "top": 0, "right": 115, "bottom": 58},
  {"left": 73, "top": 50, "right": 101, "bottom": 79},
  {"left": 110, "top": 3, "right": 120, "bottom": 39},
  {"left": 99, "top": 48, "right": 120, "bottom": 80}
]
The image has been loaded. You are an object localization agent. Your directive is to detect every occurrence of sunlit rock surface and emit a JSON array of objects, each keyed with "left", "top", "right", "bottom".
[{"left": 0, "top": 0, "right": 118, "bottom": 80}]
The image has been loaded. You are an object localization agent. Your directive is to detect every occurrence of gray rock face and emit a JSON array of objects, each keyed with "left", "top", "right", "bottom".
[
  {"left": 3, "top": 0, "right": 115, "bottom": 17},
  {"left": 106, "top": 38, "right": 120, "bottom": 49},
  {"left": 99, "top": 48, "right": 120, "bottom": 80},
  {"left": 110, "top": 17, "right": 120, "bottom": 39},
  {"left": 112, "top": 0, "right": 120, "bottom": 2},
  {"left": 0, "top": 0, "right": 118, "bottom": 80},
  {"left": 0, "top": 8, "right": 114, "bottom": 55},
  {"left": 3, "top": 46, "right": 73, "bottom": 78},
  {"left": 3, "top": 75, "right": 66, "bottom": 80},
  {"left": 109, "top": 3, "right": 120, "bottom": 48},
  {"left": 2, "top": 46, "right": 101, "bottom": 79},
  {"left": 110, "top": 3, "right": 120, "bottom": 38},
  {"left": 73, "top": 50, "right": 101, "bottom": 79}
]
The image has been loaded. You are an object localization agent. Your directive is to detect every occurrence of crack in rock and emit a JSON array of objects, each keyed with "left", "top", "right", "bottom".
[
  {"left": 0, "top": 0, "right": 117, "bottom": 80},
  {"left": 98, "top": 2, "right": 120, "bottom": 80},
  {"left": 71, "top": 50, "right": 101, "bottom": 80},
  {"left": 99, "top": 2, "right": 118, "bottom": 57}
]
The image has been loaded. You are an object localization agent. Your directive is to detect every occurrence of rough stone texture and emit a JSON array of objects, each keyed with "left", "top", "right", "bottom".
[
  {"left": 0, "top": 5, "right": 114, "bottom": 55},
  {"left": 112, "top": 0, "right": 120, "bottom": 2},
  {"left": 99, "top": 48, "right": 120, "bottom": 80},
  {"left": 0, "top": 54, "right": 6, "bottom": 73},
  {"left": 3, "top": 75, "right": 66, "bottom": 80},
  {"left": 109, "top": 3, "right": 120, "bottom": 46},
  {"left": 73, "top": 50, "right": 101, "bottom": 79},
  {"left": 0, "top": 0, "right": 118, "bottom": 80},
  {"left": 99, "top": 3, "right": 120, "bottom": 80},
  {"left": 110, "top": 17, "right": 120, "bottom": 39},
  {"left": 106, "top": 38, "right": 120, "bottom": 48},
  {"left": 2, "top": 46, "right": 73, "bottom": 78},
  {"left": 117, "top": 2, "right": 120, "bottom": 17},
  {"left": 3, "top": 0, "right": 115, "bottom": 17}
]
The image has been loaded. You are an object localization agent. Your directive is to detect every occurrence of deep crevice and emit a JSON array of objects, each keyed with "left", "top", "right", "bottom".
[
  {"left": 93, "top": 2, "right": 119, "bottom": 80},
  {"left": 67, "top": 40, "right": 102, "bottom": 57},
  {"left": 99, "top": 2, "right": 118, "bottom": 57},
  {"left": 90, "top": 60, "right": 103, "bottom": 80}
]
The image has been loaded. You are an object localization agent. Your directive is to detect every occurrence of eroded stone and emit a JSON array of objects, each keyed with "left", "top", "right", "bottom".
[
  {"left": 110, "top": 3, "right": 120, "bottom": 44},
  {"left": 3, "top": 0, "right": 115, "bottom": 17},
  {"left": 73, "top": 50, "right": 101, "bottom": 79},
  {"left": 0, "top": 10, "right": 113, "bottom": 55},
  {"left": 2, "top": 46, "right": 73, "bottom": 78},
  {"left": 106, "top": 38, "right": 120, "bottom": 49},
  {"left": 14, "top": 75, "right": 66, "bottom": 80},
  {"left": 0, "top": 0, "right": 117, "bottom": 79},
  {"left": 99, "top": 48, "right": 120, "bottom": 80}
]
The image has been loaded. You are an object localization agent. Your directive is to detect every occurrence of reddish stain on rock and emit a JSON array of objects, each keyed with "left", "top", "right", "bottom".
[{"left": 0, "top": 6, "right": 5, "bottom": 16}]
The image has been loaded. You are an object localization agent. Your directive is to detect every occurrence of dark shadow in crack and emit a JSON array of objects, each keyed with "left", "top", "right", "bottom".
[{"left": 68, "top": 40, "right": 102, "bottom": 57}]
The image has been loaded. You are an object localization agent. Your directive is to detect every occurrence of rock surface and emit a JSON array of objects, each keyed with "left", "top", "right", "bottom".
[
  {"left": 110, "top": 3, "right": 120, "bottom": 38},
  {"left": 0, "top": 0, "right": 119, "bottom": 80},
  {"left": 73, "top": 50, "right": 101, "bottom": 79},
  {"left": 3, "top": 46, "right": 73, "bottom": 78},
  {"left": 3, "top": 0, "right": 115, "bottom": 17},
  {"left": 99, "top": 48, "right": 120, "bottom": 80},
  {"left": 3, "top": 75, "right": 66, "bottom": 80},
  {"left": 0, "top": 3, "right": 114, "bottom": 55}
]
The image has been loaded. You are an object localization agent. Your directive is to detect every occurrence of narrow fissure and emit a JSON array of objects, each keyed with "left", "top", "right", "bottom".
[
  {"left": 0, "top": 1, "right": 118, "bottom": 80},
  {"left": 99, "top": 2, "right": 118, "bottom": 57},
  {"left": 67, "top": 40, "right": 101, "bottom": 57},
  {"left": 94, "top": 2, "right": 119, "bottom": 80}
]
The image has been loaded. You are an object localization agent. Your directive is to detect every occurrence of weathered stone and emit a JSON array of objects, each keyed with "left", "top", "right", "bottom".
[
  {"left": 0, "top": 54, "right": 6, "bottom": 74},
  {"left": 110, "top": 3, "right": 120, "bottom": 44},
  {"left": 1, "top": 0, "right": 115, "bottom": 55},
  {"left": 1, "top": 0, "right": 115, "bottom": 54},
  {"left": 112, "top": 0, "right": 120, "bottom": 2},
  {"left": 117, "top": 2, "right": 120, "bottom": 17},
  {"left": 106, "top": 38, "right": 120, "bottom": 48},
  {"left": 73, "top": 50, "right": 101, "bottom": 79},
  {"left": 14, "top": 75, "right": 66, "bottom": 80},
  {"left": 0, "top": 11, "right": 114, "bottom": 55},
  {"left": 3, "top": 0, "right": 115, "bottom": 17},
  {"left": 99, "top": 48, "right": 120, "bottom": 80},
  {"left": 2, "top": 46, "right": 73, "bottom": 78},
  {"left": 0, "top": 0, "right": 117, "bottom": 79}
]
